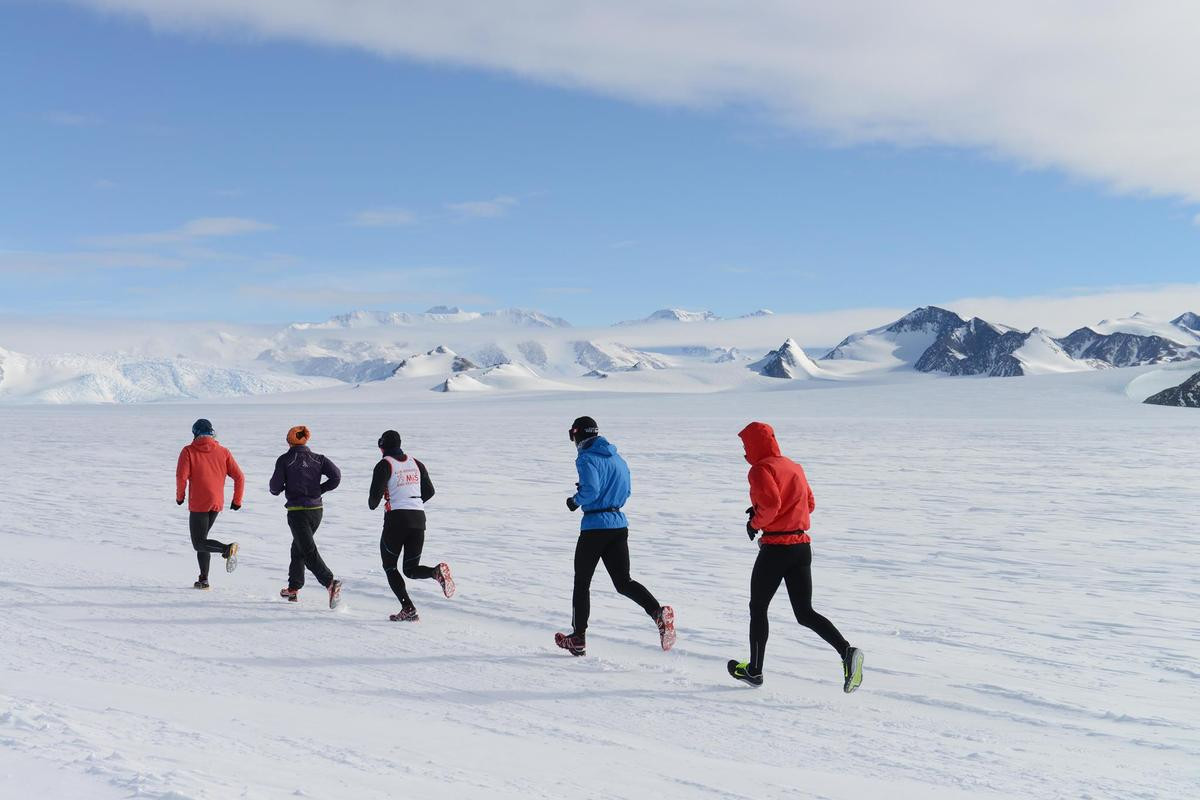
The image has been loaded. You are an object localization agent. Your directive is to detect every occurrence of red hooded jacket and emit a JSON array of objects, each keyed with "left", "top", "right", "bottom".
[
  {"left": 739, "top": 422, "right": 813, "bottom": 545},
  {"left": 176, "top": 437, "right": 245, "bottom": 513}
]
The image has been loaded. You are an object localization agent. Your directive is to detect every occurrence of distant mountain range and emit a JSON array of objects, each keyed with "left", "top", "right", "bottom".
[
  {"left": 821, "top": 306, "right": 1200, "bottom": 377},
  {"left": 5, "top": 304, "right": 1200, "bottom": 402}
]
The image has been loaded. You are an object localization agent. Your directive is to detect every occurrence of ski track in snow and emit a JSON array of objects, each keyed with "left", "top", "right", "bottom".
[{"left": 2, "top": 380, "right": 1199, "bottom": 799}]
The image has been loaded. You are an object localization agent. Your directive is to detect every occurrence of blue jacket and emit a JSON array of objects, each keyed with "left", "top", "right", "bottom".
[{"left": 572, "top": 436, "right": 631, "bottom": 531}]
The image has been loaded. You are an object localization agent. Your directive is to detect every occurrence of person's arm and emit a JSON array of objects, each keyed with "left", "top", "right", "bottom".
[
  {"left": 176, "top": 447, "right": 190, "bottom": 504},
  {"left": 747, "top": 465, "right": 781, "bottom": 530},
  {"left": 416, "top": 459, "right": 435, "bottom": 502},
  {"left": 573, "top": 458, "right": 602, "bottom": 507},
  {"left": 269, "top": 454, "right": 286, "bottom": 496},
  {"left": 808, "top": 484, "right": 816, "bottom": 513},
  {"left": 320, "top": 457, "right": 341, "bottom": 494},
  {"left": 227, "top": 450, "right": 246, "bottom": 509},
  {"left": 368, "top": 459, "right": 390, "bottom": 510}
]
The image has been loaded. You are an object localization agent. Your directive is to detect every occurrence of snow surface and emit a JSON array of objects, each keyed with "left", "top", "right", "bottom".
[{"left": 3, "top": 370, "right": 1198, "bottom": 799}]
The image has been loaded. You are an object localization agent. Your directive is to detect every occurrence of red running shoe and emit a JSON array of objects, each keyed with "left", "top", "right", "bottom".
[
  {"left": 389, "top": 603, "right": 419, "bottom": 622},
  {"left": 279, "top": 587, "right": 299, "bottom": 602},
  {"left": 554, "top": 631, "right": 586, "bottom": 657},
  {"left": 656, "top": 606, "right": 676, "bottom": 651},
  {"left": 328, "top": 579, "right": 343, "bottom": 610},
  {"left": 434, "top": 562, "right": 456, "bottom": 598}
]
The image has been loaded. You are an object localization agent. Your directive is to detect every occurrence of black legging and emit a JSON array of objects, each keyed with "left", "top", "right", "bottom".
[
  {"left": 749, "top": 542, "right": 848, "bottom": 674},
  {"left": 286, "top": 508, "right": 333, "bottom": 590},
  {"left": 189, "top": 511, "right": 228, "bottom": 580},
  {"left": 380, "top": 518, "right": 437, "bottom": 605},
  {"left": 572, "top": 528, "right": 660, "bottom": 634}
]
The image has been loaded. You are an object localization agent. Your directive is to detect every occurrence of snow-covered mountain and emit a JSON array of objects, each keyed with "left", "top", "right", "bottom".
[
  {"left": 10, "top": 303, "right": 1200, "bottom": 403},
  {"left": 294, "top": 307, "right": 571, "bottom": 330},
  {"left": 751, "top": 339, "right": 829, "bottom": 379},
  {"left": 825, "top": 306, "right": 1200, "bottom": 377},
  {"left": 824, "top": 306, "right": 965, "bottom": 368},
  {"left": 0, "top": 346, "right": 331, "bottom": 404},
  {"left": 618, "top": 309, "right": 721, "bottom": 325},
  {"left": 1143, "top": 370, "right": 1200, "bottom": 407},
  {"left": 393, "top": 346, "right": 477, "bottom": 378},
  {"left": 1090, "top": 312, "right": 1200, "bottom": 344}
]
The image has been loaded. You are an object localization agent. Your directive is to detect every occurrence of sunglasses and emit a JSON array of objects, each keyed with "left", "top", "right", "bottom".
[{"left": 568, "top": 426, "right": 598, "bottom": 442}]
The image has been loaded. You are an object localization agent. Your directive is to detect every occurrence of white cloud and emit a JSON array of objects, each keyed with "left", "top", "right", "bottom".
[
  {"left": 349, "top": 207, "right": 418, "bottom": 227},
  {"left": 88, "top": 217, "right": 276, "bottom": 247},
  {"left": 65, "top": 1, "right": 1200, "bottom": 202},
  {"left": 0, "top": 250, "right": 185, "bottom": 272},
  {"left": 446, "top": 195, "right": 518, "bottom": 219}
]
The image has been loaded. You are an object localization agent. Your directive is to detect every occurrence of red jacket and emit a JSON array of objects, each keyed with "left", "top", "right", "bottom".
[
  {"left": 739, "top": 422, "right": 813, "bottom": 544},
  {"left": 176, "top": 437, "right": 245, "bottom": 512}
]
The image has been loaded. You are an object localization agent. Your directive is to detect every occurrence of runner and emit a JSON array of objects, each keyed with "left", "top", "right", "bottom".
[{"left": 175, "top": 418, "right": 244, "bottom": 589}]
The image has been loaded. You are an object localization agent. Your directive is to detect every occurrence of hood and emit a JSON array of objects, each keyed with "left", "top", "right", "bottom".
[
  {"left": 579, "top": 436, "right": 617, "bottom": 458},
  {"left": 382, "top": 447, "right": 407, "bottom": 461},
  {"left": 190, "top": 436, "right": 220, "bottom": 452},
  {"left": 739, "top": 422, "right": 781, "bottom": 465}
]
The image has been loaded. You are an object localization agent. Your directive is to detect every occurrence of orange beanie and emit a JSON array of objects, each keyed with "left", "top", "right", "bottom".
[{"left": 287, "top": 425, "right": 311, "bottom": 446}]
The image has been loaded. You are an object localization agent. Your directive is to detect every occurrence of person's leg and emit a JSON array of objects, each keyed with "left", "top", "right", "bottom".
[
  {"left": 380, "top": 520, "right": 411, "bottom": 604},
  {"left": 399, "top": 528, "right": 437, "bottom": 580},
  {"left": 286, "top": 512, "right": 307, "bottom": 590},
  {"left": 291, "top": 509, "right": 333, "bottom": 588},
  {"left": 190, "top": 511, "right": 226, "bottom": 578},
  {"left": 600, "top": 530, "right": 660, "bottom": 618},
  {"left": 748, "top": 545, "right": 787, "bottom": 675},
  {"left": 783, "top": 544, "right": 850, "bottom": 657},
  {"left": 571, "top": 533, "right": 605, "bottom": 634}
]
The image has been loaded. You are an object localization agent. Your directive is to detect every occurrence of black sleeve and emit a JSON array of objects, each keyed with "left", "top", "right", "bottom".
[
  {"left": 368, "top": 460, "right": 390, "bottom": 510},
  {"left": 416, "top": 459, "right": 435, "bottom": 503}
]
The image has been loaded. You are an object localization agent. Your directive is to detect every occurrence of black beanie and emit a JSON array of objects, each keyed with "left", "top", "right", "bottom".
[
  {"left": 569, "top": 416, "right": 599, "bottom": 442},
  {"left": 378, "top": 430, "right": 403, "bottom": 451}
]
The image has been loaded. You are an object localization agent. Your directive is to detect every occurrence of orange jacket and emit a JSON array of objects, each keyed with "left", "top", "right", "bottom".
[
  {"left": 176, "top": 437, "right": 245, "bottom": 512},
  {"left": 739, "top": 422, "right": 813, "bottom": 544}
]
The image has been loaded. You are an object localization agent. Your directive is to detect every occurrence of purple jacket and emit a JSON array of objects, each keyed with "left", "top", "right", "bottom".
[{"left": 269, "top": 446, "right": 341, "bottom": 509}]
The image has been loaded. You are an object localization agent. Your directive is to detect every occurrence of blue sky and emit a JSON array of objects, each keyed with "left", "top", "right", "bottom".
[{"left": 3, "top": 1, "right": 1200, "bottom": 326}]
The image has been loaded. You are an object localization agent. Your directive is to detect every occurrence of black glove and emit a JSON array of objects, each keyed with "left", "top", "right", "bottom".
[
  {"left": 566, "top": 496, "right": 580, "bottom": 512},
  {"left": 231, "top": 503, "right": 241, "bottom": 511},
  {"left": 745, "top": 507, "right": 758, "bottom": 540},
  {"left": 176, "top": 498, "right": 184, "bottom": 506}
]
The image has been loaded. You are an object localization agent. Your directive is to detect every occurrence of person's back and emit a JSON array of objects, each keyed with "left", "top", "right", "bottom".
[
  {"left": 178, "top": 435, "right": 245, "bottom": 513},
  {"left": 270, "top": 442, "right": 340, "bottom": 510},
  {"left": 574, "top": 436, "right": 631, "bottom": 531},
  {"left": 739, "top": 421, "right": 813, "bottom": 538}
]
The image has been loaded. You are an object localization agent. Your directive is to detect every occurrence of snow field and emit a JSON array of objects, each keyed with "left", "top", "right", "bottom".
[{"left": 2, "top": 374, "right": 1199, "bottom": 798}]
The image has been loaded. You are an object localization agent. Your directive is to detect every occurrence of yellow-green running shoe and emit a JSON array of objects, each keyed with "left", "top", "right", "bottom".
[
  {"left": 727, "top": 660, "right": 763, "bottom": 687},
  {"left": 843, "top": 647, "right": 864, "bottom": 693}
]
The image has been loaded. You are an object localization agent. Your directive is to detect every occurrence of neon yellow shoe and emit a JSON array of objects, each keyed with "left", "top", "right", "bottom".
[
  {"left": 727, "top": 660, "right": 763, "bottom": 687},
  {"left": 843, "top": 647, "right": 864, "bottom": 694}
]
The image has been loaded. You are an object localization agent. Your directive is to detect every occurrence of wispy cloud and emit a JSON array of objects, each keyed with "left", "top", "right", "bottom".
[
  {"left": 349, "top": 207, "right": 418, "bottom": 227},
  {"left": 446, "top": 195, "right": 518, "bottom": 219},
  {"left": 87, "top": 217, "right": 276, "bottom": 248},
  {"left": 0, "top": 250, "right": 185, "bottom": 273},
  {"left": 67, "top": 1, "right": 1200, "bottom": 202}
]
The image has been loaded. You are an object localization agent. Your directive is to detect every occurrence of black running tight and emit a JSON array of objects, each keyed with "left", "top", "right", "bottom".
[{"left": 748, "top": 543, "right": 848, "bottom": 674}]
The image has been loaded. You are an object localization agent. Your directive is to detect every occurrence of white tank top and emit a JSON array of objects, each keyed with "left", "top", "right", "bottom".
[{"left": 384, "top": 456, "right": 424, "bottom": 512}]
